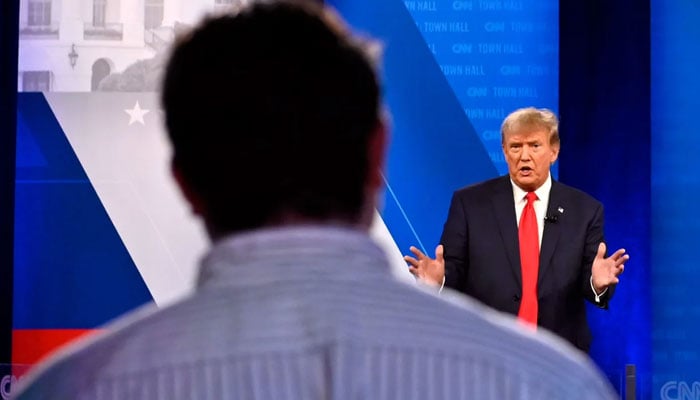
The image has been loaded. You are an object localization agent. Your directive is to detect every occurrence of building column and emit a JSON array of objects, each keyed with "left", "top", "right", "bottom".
[
  {"left": 161, "top": 0, "right": 181, "bottom": 28},
  {"left": 122, "top": 0, "right": 145, "bottom": 45},
  {"left": 59, "top": 0, "right": 83, "bottom": 42}
]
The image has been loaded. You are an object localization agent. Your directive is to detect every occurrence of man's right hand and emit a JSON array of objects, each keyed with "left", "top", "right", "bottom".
[{"left": 404, "top": 245, "right": 445, "bottom": 287}]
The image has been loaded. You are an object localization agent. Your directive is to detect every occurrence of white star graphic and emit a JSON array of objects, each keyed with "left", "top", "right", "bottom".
[{"left": 125, "top": 101, "right": 150, "bottom": 125}]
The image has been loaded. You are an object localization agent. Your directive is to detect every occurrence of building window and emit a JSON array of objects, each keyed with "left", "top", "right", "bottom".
[
  {"left": 28, "top": 0, "right": 51, "bottom": 26},
  {"left": 84, "top": 0, "right": 122, "bottom": 40},
  {"left": 93, "top": 0, "right": 106, "bottom": 27},
  {"left": 144, "top": 0, "right": 163, "bottom": 29},
  {"left": 91, "top": 59, "right": 111, "bottom": 91},
  {"left": 22, "top": 71, "right": 52, "bottom": 92}
]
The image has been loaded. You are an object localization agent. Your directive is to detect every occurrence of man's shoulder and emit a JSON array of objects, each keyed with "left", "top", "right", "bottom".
[
  {"left": 452, "top": 175, "right": 508, "bottom": 198},
  {"left": 376, "top": 284, "right": 617, "bottom": 398},
  {"left": 12, "top": 302, "right": 163, "bottom": 399},
  {"left": 12, "top": 280, "right": 616, "bottom": 399},
  {"left": 552, "top": 180, "right": 603, "bottom": 208}
]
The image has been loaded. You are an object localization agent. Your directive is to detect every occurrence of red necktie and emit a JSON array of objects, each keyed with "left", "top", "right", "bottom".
[{"left": 518, "top": 192, "right": 539, "bottom": 327}]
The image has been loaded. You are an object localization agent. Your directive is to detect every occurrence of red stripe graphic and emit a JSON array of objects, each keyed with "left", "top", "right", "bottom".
[{"left": 12, "top": 329, "right": 102, "bottom": 376}]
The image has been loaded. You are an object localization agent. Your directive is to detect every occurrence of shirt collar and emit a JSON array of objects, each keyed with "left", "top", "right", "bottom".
[
  {"left": 197, "top": 225, "right": 390, "bottom": 290},
  {"left": 510, "top": 173, "right": 552, "bottom": 203}
]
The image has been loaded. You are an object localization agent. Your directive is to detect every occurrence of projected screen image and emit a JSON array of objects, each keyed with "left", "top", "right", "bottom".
[{"left": 13, "top": 0, "right": 559, "bottom": 369}]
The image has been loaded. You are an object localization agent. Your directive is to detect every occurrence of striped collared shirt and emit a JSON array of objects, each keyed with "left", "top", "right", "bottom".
[{"left": 14, "top": 225, "right": 617, "bottom": 399}]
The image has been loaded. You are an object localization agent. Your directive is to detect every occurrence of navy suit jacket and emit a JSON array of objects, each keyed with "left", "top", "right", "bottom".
[{"left": 441, "top": 175, "right": 611, "bottom": 352}]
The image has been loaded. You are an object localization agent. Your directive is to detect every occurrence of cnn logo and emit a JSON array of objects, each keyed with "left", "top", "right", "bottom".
[{"left": 661, "top": 381, "right": 700, "bottom": 400}]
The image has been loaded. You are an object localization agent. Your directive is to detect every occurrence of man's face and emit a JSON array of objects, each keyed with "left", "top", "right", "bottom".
[{"left": 502, "top": 126, "right": 559, "bottom": 192}]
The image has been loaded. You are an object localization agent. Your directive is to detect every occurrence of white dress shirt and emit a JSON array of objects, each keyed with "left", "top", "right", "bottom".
[
  {"left": 511, "top": 174, "right": 607, "bottom": 301},
  {"left": 511, "top": 174, "right": 552, "bottom": 247},
  {"left": 14, "top": 225, "right": 617, "bottom": 400}
]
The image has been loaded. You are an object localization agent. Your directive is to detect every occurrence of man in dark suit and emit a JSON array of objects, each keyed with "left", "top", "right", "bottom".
[{"left": 405, "top": 107, "right": 629, "bottom": 353}]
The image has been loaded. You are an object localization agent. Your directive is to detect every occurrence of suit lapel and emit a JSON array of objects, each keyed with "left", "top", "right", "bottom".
[
  {"left": 491, "top": 176, "right": 522, "bottom": 289},
  {"left": 538, "top": 180, "right": 563, "bottom": 287}
]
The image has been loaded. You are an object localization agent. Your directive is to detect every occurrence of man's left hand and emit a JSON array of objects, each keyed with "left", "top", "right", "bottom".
[{"left": 591, "top": 242, "right": 629, "bottom": 293}]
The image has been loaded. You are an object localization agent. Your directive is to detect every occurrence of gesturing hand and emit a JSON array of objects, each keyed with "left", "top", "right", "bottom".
[
  {"left": 591, "top": 242, "right": 629, "bottom": 293},
  {"left": 404, "top": 245, "right": 445, "bottom": 287}
]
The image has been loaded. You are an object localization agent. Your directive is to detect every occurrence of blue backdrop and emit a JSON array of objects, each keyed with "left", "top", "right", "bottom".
[
  {"left": 559, "top": 1, "right": 652, "bottom": 397},
  {"left": 330, "top": 0, "right": 558, "bottom": 256},
  {"left": 336, "top": 0, "right": 657, "bottom": 397},
  {"left": 651, "top": 2, "right": 700, "bottom": 399}
]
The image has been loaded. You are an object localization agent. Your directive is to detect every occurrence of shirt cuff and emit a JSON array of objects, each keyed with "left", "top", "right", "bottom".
[{"left": 590, "top": 276, "right": 608, "bottom": 303}]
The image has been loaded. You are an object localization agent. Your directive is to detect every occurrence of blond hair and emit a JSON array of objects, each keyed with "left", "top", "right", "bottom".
[{"left": 501, "top": 107, "right": 560, "bottom": 148}]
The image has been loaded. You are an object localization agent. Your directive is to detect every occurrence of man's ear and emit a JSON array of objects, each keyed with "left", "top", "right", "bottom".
[
  {"left": 171, "top": 161, "right": 205, "bottom": 217},
  {"left": 550, "top": 144, "right": 560, "bottom": 165},
  {"left": 366, "top": 119, "right": 388, "bottom": 190}
]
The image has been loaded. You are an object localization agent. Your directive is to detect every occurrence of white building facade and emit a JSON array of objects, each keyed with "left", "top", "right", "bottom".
[{"left": 18, "top": 0, "right": 243, "bottom": 92}]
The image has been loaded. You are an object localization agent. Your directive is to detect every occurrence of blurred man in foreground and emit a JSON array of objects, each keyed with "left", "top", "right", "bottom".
[{"left": 14, "top": 3, "right": 617, "bottom": 399}]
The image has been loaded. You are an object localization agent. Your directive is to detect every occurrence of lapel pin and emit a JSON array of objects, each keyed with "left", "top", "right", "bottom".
[{"left": 558, "top": 207, "right": 564, "bottom": 214}]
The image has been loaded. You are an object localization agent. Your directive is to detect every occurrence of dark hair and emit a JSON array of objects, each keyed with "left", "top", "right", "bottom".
[{"left": 162, "top": 1, "right": 381, "bottom": 235}]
